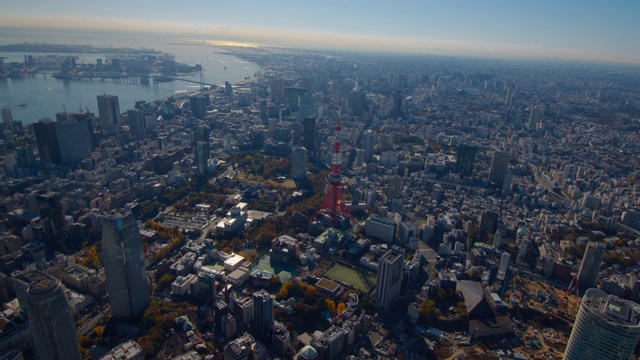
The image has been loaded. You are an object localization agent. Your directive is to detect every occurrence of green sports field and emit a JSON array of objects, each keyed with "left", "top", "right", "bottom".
[{"left": 324, "top": 263, "right": 376, "bottom": 293}]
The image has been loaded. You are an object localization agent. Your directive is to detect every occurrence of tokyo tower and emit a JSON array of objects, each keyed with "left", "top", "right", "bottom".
[{"left": 318, "top": 101, "right": 351, "bottom": 228}]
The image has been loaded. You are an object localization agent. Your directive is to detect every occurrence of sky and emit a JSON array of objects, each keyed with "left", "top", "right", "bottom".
[{"left": 1, "top": 0, "right": 639, "bottom": 63}]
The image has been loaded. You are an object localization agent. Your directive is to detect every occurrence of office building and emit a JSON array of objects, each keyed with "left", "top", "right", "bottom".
[
  {"left": 480, "top": 210, "right": 499, "bottom": 234},
  {"left": 97, "top": 94, "right": 120, "bottom": 135},
  {"left": 488, "top": 150, "right": 510, "bottom": 189},
  {"left": 54, "top": 113, "right": 93, "bottom": 163},
  {"left": 272, "top": 323, "right": 291, "bottom": 358},
  {"left": 350, "top": 90, "right": 367, "bottom": 116},
  {"left": 190, "top": 94, "right": 208, "bottom": 119},
  {"left": 387, "top": 175, "right": 403, "bottom": 199},
  {"left": 392, "top": 90, "right": 402, "bottom": 118},
  {"left": 298, "top": 92, "right": 315, "bottom": 122},
  {"left": 363, "top": 130, "right": 375, "bottom": 163},
  {"left": 14, "top": 269, "right": 81, "bottom": 360},
  {"left": 34, "top": 115, "right": 93, "bottom": 165},
  {"left": 456, "top": 144, "right": 477, "bottom": 177},
  {"left": 365, "top": 216, "right": 397, "bottom": 243},
  {"left": 375, "top": 245, "right": 405, "bottom": 311},
  {"left": 2, "top": 108, "right": 13, "bottom": 129},
  {"left": 563, "top": 289, "right": 640, "bottom": 360},
  {"left": 497, "top": 252, "right": 510, "bottom": 280},
  {"left": 291, "top": 146, "right": 307, "bottom": 179},
  {"left": 224, "top": 333, "right": 255, "bottom": 360},
  {"left": 195, "top": 142, "right": 210, "bottom": 176},
  {"left": 100, "top": 209, "right": 150, "bottom": 319},
  {"left": 310, "top": 325, "right": 347, "bottom": 360},
  {"left": 303, "top": 116, "right": 316, "bottom": 152},
  {"left": 127, "top": 109, "right": 145, "bottom": 140},
  {"left": 253, "top": 289, "right": 273, "bottom": 339},
  {"left": 577, "top": 241, "right": 607, "bottom": 289},
  {"left": 33, "top": 118, "right": 60, "bottom": 164},
  {"left": 528, "top": 106, "right": 541, "bottom": 130},
  {"left": 99, "top": 339, "right": 144, "bottom": 360}
]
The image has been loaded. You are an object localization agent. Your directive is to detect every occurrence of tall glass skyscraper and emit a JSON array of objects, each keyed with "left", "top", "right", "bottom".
[
  {"left": 564, "top": 289, "right": 640, "bottom": 360},
  {"left": 100, "top": 209, "right": 150, "bottom": 319},
  {"left": 14, "top": 269, "right": 81, "bottom": 360},
  {"left": 375, "top": 245, "right": 405, "bottom": 311}
]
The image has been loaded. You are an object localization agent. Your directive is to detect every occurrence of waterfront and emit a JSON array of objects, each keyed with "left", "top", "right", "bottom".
[{"left": 0, "top": 27, "right": 262, "bottom": 124}]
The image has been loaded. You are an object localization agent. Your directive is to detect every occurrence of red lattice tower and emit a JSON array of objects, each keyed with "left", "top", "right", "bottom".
[{"left": 318, "top": 101, "right": 351, "bottom": 228}]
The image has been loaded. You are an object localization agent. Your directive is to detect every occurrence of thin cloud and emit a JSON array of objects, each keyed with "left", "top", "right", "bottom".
[{"left": 1, "top": 15, "right": 639, "bottom": 64}]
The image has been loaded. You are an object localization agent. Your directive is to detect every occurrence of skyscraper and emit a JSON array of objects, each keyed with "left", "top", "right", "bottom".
[
  {"left": 34, "top": 115, "right": 94, "bottom": 165},
  {"left": 195, "top": 142, "right": 210, "bottom": 176},
  {"left": 291, "top": 146, "right": 307, "bottom": 179},
  {"left": 363, "top": 130, "right": 375, "bottom": 163},
  {"left": 33, "top": 118, "right": 61, "bottom": 164},
  {"left": 298, "top": 92, "right": 315, "bottom": 122},
  {"left": 100, "top": 209, "right": 150, "bottom": 319},
  {"left": 375, "top": 245, "right": 405, "bottom": 311},
  {"left": 13, "top": 269, "right": 81, "bottom": 360},
  {"left": 528, "top": 106, "right": 541, "bottom": 130},
  {"left": 488, "top": 150, "right": 510, "bottom": 189},
  {"left": 2, "top": 108, "right": 13, "bottom": 130},
  {"left": 303, "top": 116, "right": 316, "bottom": 152},
  {"left": 392, "top": 90, "right": 402, "bottom": 118},
  {"left": 563, "top": 289, "right": 640, "bottom": 360},
  {"left": 455, "top": 144, "right": 477, "bottom": 177},
  {"left": 127, "top": 109, "right": 145, "bottom": 140},
  {"left": 54, "top": 113, "right": 94, "bottom": 164},
  {"left": 190, "top": 94, "right": 208, "bottom": 119},
  {"left": 97, "top": 94, "right": 120, "bottom": 136},
  {"left": 577, "top": 241, "right": 607, "bottom": 289},
  {"left": 253, "top": 289, "right": 273, "bottom": 339}
]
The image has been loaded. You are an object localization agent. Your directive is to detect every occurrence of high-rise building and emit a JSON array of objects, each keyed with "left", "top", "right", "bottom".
[
  {"left": 577, "top": 241, "right": 607, "bottom": 289},
  {"left": 291, "top": 146, "right": 307, "bottom": 179},
  {"left": 100, "top": 209, "right": 150, "bottom": 319},
  {"left": 54, "top": 113, "right": 93, "bottom": 164},
  {"left": 375, "top": 245, "right": 405, "bottom": 311},
  {"left": 298, "top": 92, "right": 315, "bottom": 122},
  {"left": 190, "top": 94, "right": 208, "bottom": 119},
  {"left": 350, "top": 90, "right": 367, "bottom": 116},
  {"left": 34, "top": 115, "right": 93, "bottom": 165},
  {"left": 224, "top": 333, "right": 255, "bottom": 360},
  {"left": 455, "top": 144, "right": 478, "bottom": 177},
  {"left": 127, "top": 109, "right": 145, "bottom": 140},
  {"left": 392, "top": 90, "right": 402, "bottom": 118},
  {"left": 303, "top": 116, "right": 316, "bottom": 152},
  {"left": 13, "top": 269, "right": 81, "bottom": 360},
  {"left": 488, "top": 150, "right": 510, "bottom": 189},
  {"left": 479, "top": 210, "right": 499, "bottom": 234},
  {"left": 563, "top": 289, "right": 640, "bottom": 360},
  {"left": 253, "top": 289, "right": 273, "bottom": 339},
  {"left": 33, "top": 118, "right": 61, "bottom": 164},
  {"left": 195, "top": 142, "right": 210, "bottom": 176},
  {"left": 528, "top": 106, "right": 541, "bottom": 130},
  {"left": 497, "top": 252, "right": 510, "bottom": 280},
  {"left": 97, "top": 94, "right": 120, "bottom": 135},
  {"left": 363, "top": 130, "right": 375, "bottom": 163},
  {"left": 386, "top": 175, "right": 403, "bottom": 199},
  {"left": 1, "top": 108, "right": 13, "bottom": 130}
]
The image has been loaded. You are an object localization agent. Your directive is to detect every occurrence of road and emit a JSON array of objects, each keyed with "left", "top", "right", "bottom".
[{"left": 78, "top": 305, "right": 110, "bottom": 336}]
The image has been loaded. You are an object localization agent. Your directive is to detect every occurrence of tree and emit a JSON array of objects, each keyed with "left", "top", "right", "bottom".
[
  {"left": 337, "top": 302, "right": 347, "bottom": 314},
  {"left": 419, "top": 299, "right": 437, "bottom": 325},
  {"left": 304, "top": 285, "right": 318, "bottom": 304},
  {"left": 278, "top": 287, "right": 289, "bottom": 300},
  {"left": 93, "top": 325, "right": 105, "bottom": 337},
  {"left": 326, "top": 299, "right": 336, "bottom": 316},
  {"left": 159, "top": 274, "right": 176, "bottom": 291}
]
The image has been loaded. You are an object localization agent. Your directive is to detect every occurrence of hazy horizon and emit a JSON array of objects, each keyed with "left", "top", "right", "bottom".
[{"left": 1, "top": 0, "right": 639, "bottom": 64}]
